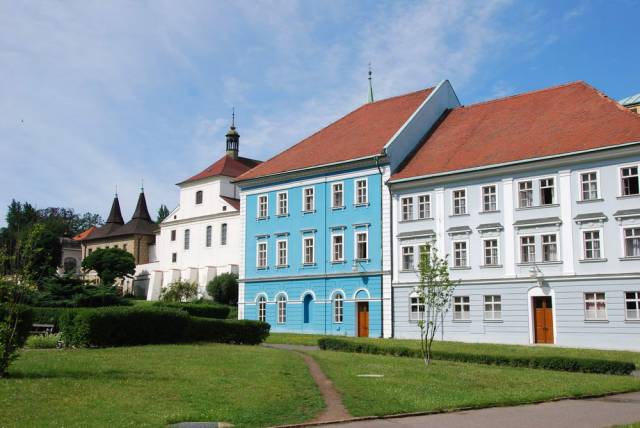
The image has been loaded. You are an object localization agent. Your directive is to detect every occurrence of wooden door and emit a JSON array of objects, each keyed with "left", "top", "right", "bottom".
[
  {"left": 357, "top": 302, "right": 369, "bottom": 337},
  {"left": 533, "top": 296, "right": 554, "bottom": 344}
]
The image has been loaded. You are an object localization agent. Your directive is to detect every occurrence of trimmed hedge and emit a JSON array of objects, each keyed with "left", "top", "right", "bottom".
[
  {"left": 31, "top": 307, "right": 80, "bottom": 327},
  {"left": 59, "top": 306, "right": 269, "bottom": 347},
  {"left": 152, "top": 302, "right": 231, "bottom": 319},
  {"left": 0, "top": 304, "right": 33, "bottom": 348},
  {"left": 318, "top": 337, "right": 636, "bottom": 376}
]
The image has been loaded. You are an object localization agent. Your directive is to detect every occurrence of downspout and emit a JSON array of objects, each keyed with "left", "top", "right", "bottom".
[
  {"left": 374, "top": 155, "right": 389, "bottom": 338},
  {"left": 324, "top": 177, "right": 328, "bottom": 335}
]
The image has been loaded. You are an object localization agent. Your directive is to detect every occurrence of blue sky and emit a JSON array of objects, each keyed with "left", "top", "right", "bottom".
[{"left": 1, "top": 0, "right": 638, "bottom": 226}]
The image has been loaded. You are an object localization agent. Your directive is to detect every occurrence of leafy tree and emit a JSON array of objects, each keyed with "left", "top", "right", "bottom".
[
  {"left": 206, "top": 273, "right": 238, "bottom": 305},
  {"left": 0, "top": 278, "right": 35, "bottom": 377},
  {"left": 156, "top": 204, "right": 170, "bottom": 223},
  {"left": 34, "top": 275, "right": 124, "bottom": 307},
  {"left": 20, "top": 223, "right": 61, "bottom": 285},
  {"left": 416, "top": 242, "right": 457, "bottom": 367},
  {"left": 81, "top": 248, "right": 135, "bottom": 286},
  {"left": 160, "top": 279, "right": 198, "bottom": 302}
]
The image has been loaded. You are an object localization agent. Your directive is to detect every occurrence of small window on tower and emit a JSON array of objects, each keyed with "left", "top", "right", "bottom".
[{"left": 195, "top": 190, "right": 203, "bottom": 205}]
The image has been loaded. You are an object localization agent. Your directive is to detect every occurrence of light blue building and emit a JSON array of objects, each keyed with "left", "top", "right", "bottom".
[{"left": 236, "top": 81, "right": 459, "bottom": 337}]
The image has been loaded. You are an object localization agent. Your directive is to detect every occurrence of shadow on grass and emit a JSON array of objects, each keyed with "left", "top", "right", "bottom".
[{"left": 8, "top": 369, "right": 166, "bottom": 381}]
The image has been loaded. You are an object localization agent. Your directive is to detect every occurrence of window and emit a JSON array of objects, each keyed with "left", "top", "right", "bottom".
[
  {"left": 418, "top": 195, "right": 431, "bottom": 219},
  {"left": 583, "top": 230, "right": 602, "bottom": 260},
  {"left": 184, "top": 229, "right": 190, "bottom": 250},
  {"left": 453, "top": 296, "right": 470, "bottom": 320},
  {"left": 482, "top": 185, "right": 497, "bottom": 212},
  {"left": 122, "top": 244, "right": 127, "bottom": 252},
  {"left": 303, "top": 236, "right": 315, "bottom": 264},
  {"left": 542, "top": 234, "right": 558, "bottom": 262},
  {"left": 409, "top": 293, "right": 425, "bottom": 321},
  {"left": 484, "top": 295, "right": 502, "bottom": 320},
  {"left": 171, "top": 252, "right": 177, "bottom": 263},
  {"left": 257, "top": 242, "right": 267, "bottom": 268},
  {"left": 356, "top": 231, "right": 368, "bottom": 260},
  {"left": 303, "top": 187, "right": 315, "bottom": 212},
  {"left": 355, "top": 179, "right": 368, "bottom": 204},
  {"left": 621, "top": 166, "right": 639, "bottom": 196},
  {"left": 483, "top": 239, "right": 499, "bottom": 266},
  {"left": 277, "top": 240, "right": 288, "bottom": 267},
  {"left": 519, "top": 181, "right": 533, "bottom": 208},
  {"left": 540, "top": 178, "right": 555, "bottom": 205},
  {"left": 625, "top": 292, "right": 640, "bottom": 320},
  {"left": 257, "top": 195, "right": 268, "bottom": 218},
  {"left": 220, "top": 223, "right": 227, "bottom": 245},
  {"left": 401, "top": 246, "right": 414, "bottom": 271},
  {"left": 520, "top": 236, "right": 535, "bottom": 263},
  {"left": 332, "top": 234, "right": 344, "bottom": 262},
  {"left": 333, "top": 293, "right": 344, "bottom": 323},
  {"left": 401, "top": 197, "right": 413, "bottom": 221},
  {"left": 418, "top": 244, "right": 431, "bottom": 266},
  {"left": 257, "top": 296, "right": 266, "bottom": 322},
  {"left": 452, "top": 189, "right": 467, "bottom": 215},
  {"left": 277, "top": 295, "right": 286, "bottom": 323},
  {"left": 453, "top": 241, "right": 468, "bottom": 268},
  {"left": 205, "top": 225, "right": 212, "bottom": 247},
  {"left": 580, "top": 171, "right": 599, "bottom": 201},
  {"left": 277, "top": 192, "right": 288, "bottom": 216},
  {"left": 584, "top": 292, "right": 607, "bottom": 320},
  {"left": 170, "top": 230, "right": 176, "bottom": 241},
  {"left": 624, "top": 227, "right": 640, "bottom": 258},
  {"left": 332, "top": 183, "right": 344, "bottom": 208},
  {"left": 195, "top": 190, "right": 203, "bottom": 205}
]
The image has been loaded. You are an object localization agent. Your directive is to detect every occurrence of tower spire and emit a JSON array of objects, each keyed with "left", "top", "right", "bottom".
[
  {"left": 368, "top": 63, "right": 374, "bottom": 103},
  {"left": 226, "top": 108, "right": 240, "bottom": 160}
]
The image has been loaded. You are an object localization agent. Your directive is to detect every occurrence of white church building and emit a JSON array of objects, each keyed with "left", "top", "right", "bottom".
[{"left": 146, "top": 118, "right": 261, "bottom": 299}]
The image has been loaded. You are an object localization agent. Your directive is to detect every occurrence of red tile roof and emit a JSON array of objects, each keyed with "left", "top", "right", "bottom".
[
  {"left": 220, "top": 196, "right": 240, "bottom": 210},
  {"left": 72, "top": 226, "right": 96, "bottom": 241},
  {"left": 181, "top": 155, "right": 262, "bottom": 184},
  {"left": 391, "top": 82, "right": 640, "bottom": 181},
  {"left": 236, "top": 88, "right": 434, "bottom": 181}
]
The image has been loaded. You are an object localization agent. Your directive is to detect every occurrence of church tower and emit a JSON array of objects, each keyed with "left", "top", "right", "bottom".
[{"left": 226, "top": 109, "right": 240, "bottom": 160}]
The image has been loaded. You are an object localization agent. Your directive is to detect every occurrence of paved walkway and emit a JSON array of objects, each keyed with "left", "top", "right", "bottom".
[{"left": 320, "top": 391, "right": 640, "bottom": 428}]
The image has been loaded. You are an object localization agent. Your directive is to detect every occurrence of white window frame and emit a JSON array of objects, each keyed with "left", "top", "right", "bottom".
[
  {"left": 276, "top": 239, "right": 288, "bottom": 267},
  {"left": 625, "top": 291, "right": 640, "bottom": 321},
  {"left": 277, "top": 294, "right": 287, "bottom": 324},
  {"left": 481, "top": 184, "right": 498, "bottom": 212},
  {"left": 578, "top": 169, "right": 600, "bottom": 201},
  {"left": 354, "top": 178, "right": 368, "bottom": 205},
  {"left": 355, "top": 230, "right": 369, "bottom": 260},
  {"left": 482, "top": 238, "right": 500, "bottom": 266},
  {"left": 619, "top": 164, "right": 640, "bottom": 197},
  {"left": 519, "top": 235, "right": 536, "bottom": 263},
  {"left": 453, "top": 296, "right": 471, "bottom": 321},
  {"left": 539, "top": 177, "right": 556, "bottom": 206},
  {"left": 331, "top": 233, "right": 344, "bottom": 262},
  {"left": 302, "top": 236, "right": 315, "bottom": 265},
  {"left": 417, "top": 194, "right": 431, "bottom": 219},
  {"left": 331, "top": 182, "right": 344, "bottom": 209},
  {"left": 257, "top": 194, "right": 268, "bottom": 219},
  {"left": 452, "top": 239, "right": 469, "bottom": 268},
  {"left": 220, "top": 223, "right": 227, "bottom": 246},
  {"left": 401, "top": 197, "right": 414, "bottom": 221},
  {"left": 622, "top": 226, "right": 640, "bottom": 258},
  {"left": 409, "top": 292, "right": 425, "bottom": 321},
  {"left": 302, "top": 187, "right": 315, "bottom": 212},
  {"left": 257, "top": 296, "right": 267, "bottom": 322},
  {"left": 484, "top": 295, "right": 502, "bottom": 321},
  {"left": 333, "top": 293, "right": 344, "bottom": 323},
  {"left": 205, "top": 225, "right": 212, "bottom": 248},
  {"left": 518, "top": 180, "right": 534, "bottom": 208},
  {"left": 581, "top": 228, "right": 604, "bottom": 260},
  {"left": 401, "top": 245, "right": 415, "bottom": 271},
  {"left": 256, "top": 241, "right": 268, "bottom": 269},
  {"left": 276, "top": 191, "right": 288, "bottom": 216},
  {"left": 584, "top": 292, "right": 607, "bottom": 321},
  {"left": 184, "top": 229, "right": 190, "bottom": 250},
  {"left": 451, "top": 188, "right": 467, "bottom": 215},
  {"left": 541, "top": 233, "right": 559, "bottom": 262}
]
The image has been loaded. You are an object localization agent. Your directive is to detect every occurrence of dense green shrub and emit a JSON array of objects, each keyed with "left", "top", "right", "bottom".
[
  {"left": 152, "top": 302, "right": 230, "bottom": 319},
  {"left": 0, "top": 304, "right": 33, "bottom": 376},
  {"left": 81, "top": 248, "right": 135, "bottom": 286},
  {"left": 59, "top": 306, "right": 270, "bottom": 347},
  {"left": 26, "top": 332, "right": 61, "bottom": 349},
  {"left": 318, "top": 338, "right": 636, "bottom": 376},
  {"left": 160, "top": 279, "right": 198, "bottom": 302},
  {"left": 206, "top": 273, "right": 238, "bottom": 305},
  {"left": 31, "top": 307, "right": 80, "bottom": 326},
  {"left": 34, "top": 276, "right": 125, "bottom": 308}
]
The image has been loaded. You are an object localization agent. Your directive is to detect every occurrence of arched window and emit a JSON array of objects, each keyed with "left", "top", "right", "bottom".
[
  {"left": 195, "top": 190, "right": 203, "bottom": 204},
  {"left": 257, "top": 296, "right": 267, "bottom": 322},
  {"left": 63, "top": 257, "right": 77, "bottom": 273},
  {"left": 409, "top": 291, "right": 425, "bottom": 321},
  {"left": 184, "top": 229, "right": 190, "bottom": 250},
  {"left": 333, "top": 292, "right": 344, "bottom": 323},
  {"left": 205, "top": 225, "right": 212, "bottom": 247},
  {"left": 277, "top": 294, "right": 287, "bottom": 324},
  {"left": 220, "top": 223, "right": 227, "bottom": 245}
]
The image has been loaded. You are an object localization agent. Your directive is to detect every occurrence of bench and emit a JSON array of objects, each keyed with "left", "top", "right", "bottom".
[{"left": 30, "top": 323, "right": 55, "bottom": 335}]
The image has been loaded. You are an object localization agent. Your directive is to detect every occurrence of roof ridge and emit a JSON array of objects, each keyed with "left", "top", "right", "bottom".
[{"left": 462, "top": 81, "right": 587, "bottom": 109}]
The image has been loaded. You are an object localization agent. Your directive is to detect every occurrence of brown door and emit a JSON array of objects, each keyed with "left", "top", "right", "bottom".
[
  {"left": 533, "top": 296, "right": 554, "bottom": 344},
  {"left": 357, "top": 302, "right": 369, "bottom": 337}
]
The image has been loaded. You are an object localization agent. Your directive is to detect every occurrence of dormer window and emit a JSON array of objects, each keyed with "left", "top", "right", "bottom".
[{"left": 195, "top": 190, "right": 203, "bottom": 205}]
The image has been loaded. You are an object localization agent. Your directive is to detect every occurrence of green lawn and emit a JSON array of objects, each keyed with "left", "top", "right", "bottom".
[
  {"left": 310, "top": 350, "right": 640, "bottom": 418},
  {"left": 268, "top": 333, "right": 640, "bottom": 366},
  {"left": 0, "top": 344, "right": 324, "bottom": 427}
]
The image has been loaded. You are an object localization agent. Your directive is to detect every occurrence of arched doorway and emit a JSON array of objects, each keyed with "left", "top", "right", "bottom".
[{"left": 303, "top": 294, "right": 314, "bottom": 324}]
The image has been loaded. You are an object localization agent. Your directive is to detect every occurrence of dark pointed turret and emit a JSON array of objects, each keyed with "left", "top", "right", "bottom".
[
  {"left": 106, "top": 195, "right": 124, "bottom": 224},
  {"left": 131, "top": 190, "right": 152, "bottom": 222},
  {"left": 226, "top": 108, "right": 240, "bottom": 160}
]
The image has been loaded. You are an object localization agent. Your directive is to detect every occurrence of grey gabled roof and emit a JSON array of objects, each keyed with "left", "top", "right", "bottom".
[
  {"left": 446, "top": 226, "right": 472, "bottom": 234},
  {"left": 573, "top": 212, "right": 607, "bottom": 223},
  {"left": 397, "top": 229, "right": 435, "bottom": 239},
  {"left": 477, "top": 223, "right": 503, "bottom": 231},
  {"left": 513, "top": 217, "right": 562, "bottom": 228},
  {"left": 613, "top": 208, "right": 640, "bottom": 219}
]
